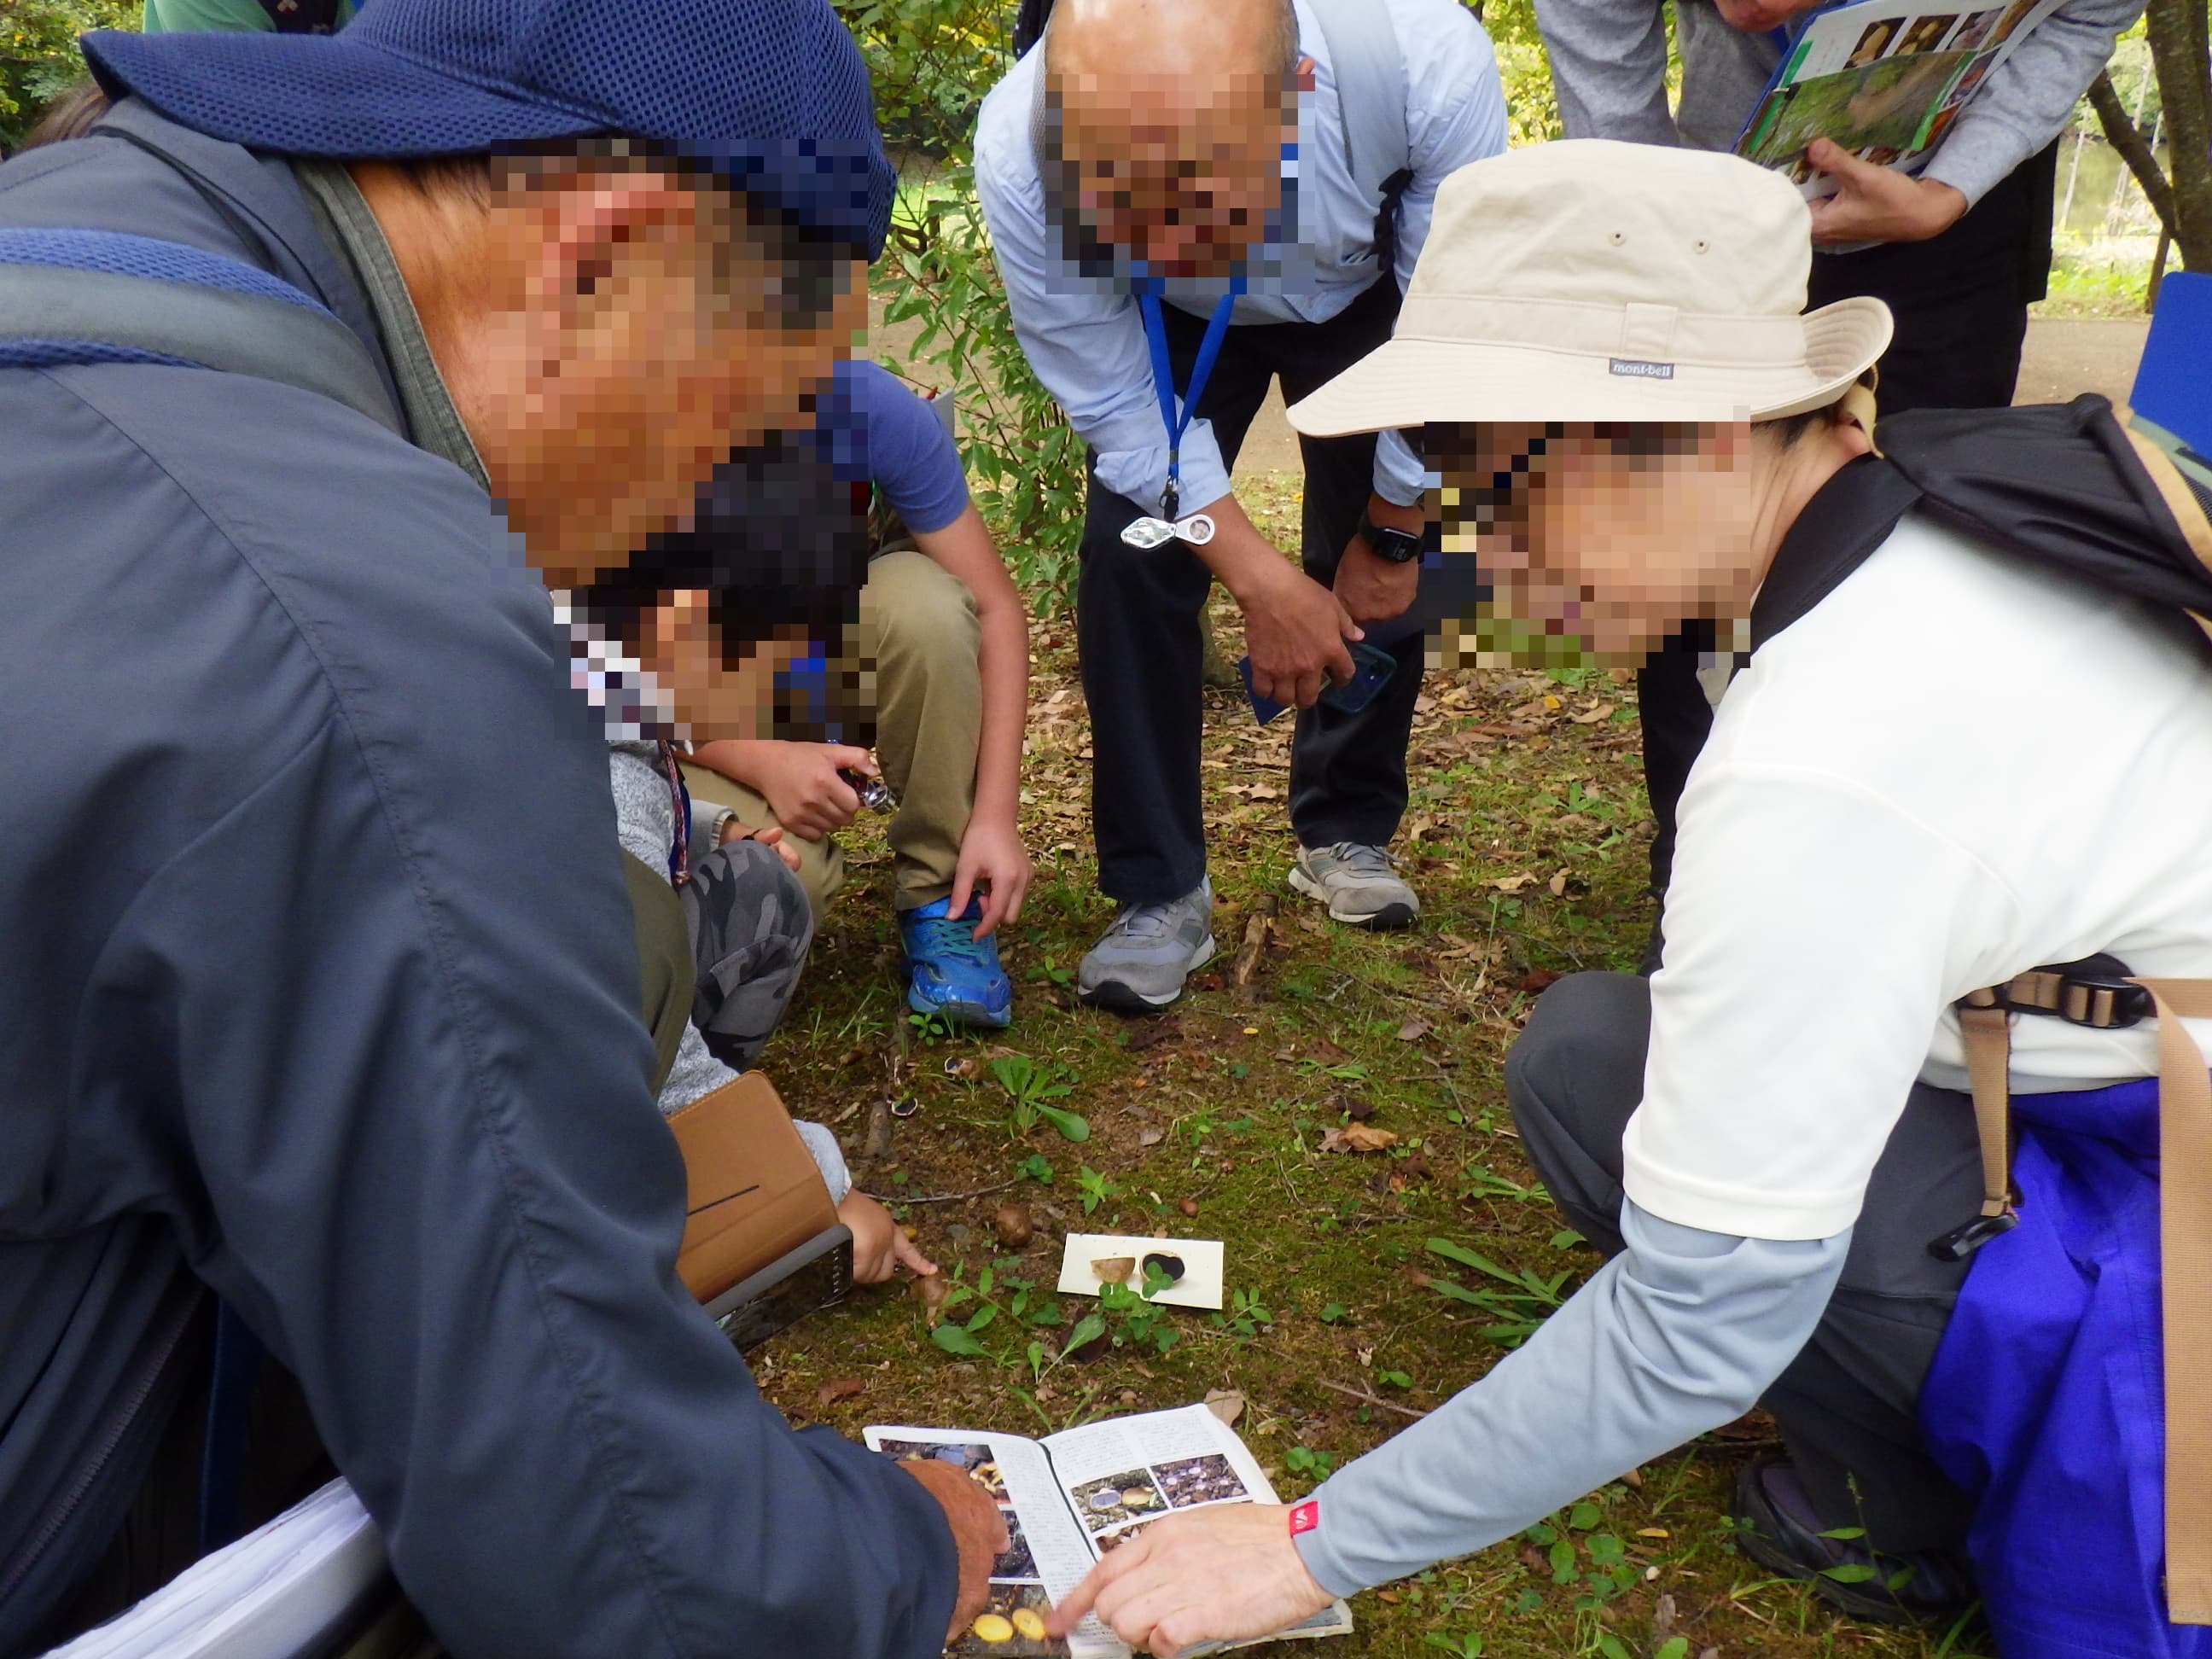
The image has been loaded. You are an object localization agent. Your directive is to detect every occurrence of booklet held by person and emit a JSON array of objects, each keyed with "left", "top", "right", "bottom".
[
  {"left": 866, "top": 1404, "right": 1353, "bottom": 1658},
  {"left": 1736, "top": 0, "right": 2064, "bottom": 194}
]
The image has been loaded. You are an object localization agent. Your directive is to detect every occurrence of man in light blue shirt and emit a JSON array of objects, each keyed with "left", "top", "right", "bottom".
[{"left": 974, "top": 0, "right": 1507, "bottom": 1010}]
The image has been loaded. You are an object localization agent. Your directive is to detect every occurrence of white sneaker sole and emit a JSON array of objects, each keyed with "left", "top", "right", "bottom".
[
  {"left": 1078, "top": 934, "right": 1218, "bottom": 1012},
  {"left": 1289, "top": 865, "right": 1419, "bottom": 930}
]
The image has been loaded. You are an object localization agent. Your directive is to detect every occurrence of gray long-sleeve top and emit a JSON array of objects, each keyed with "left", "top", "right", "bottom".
[
  {"left": 1534, "top": 0, "right": 2144, "bottom": 207},
  {"left": 606, "top": 742, "right": 850, "bottom": 1200},
  {"left": 1292, "top": 1204, "right": 1847, "bottom": 1595}
]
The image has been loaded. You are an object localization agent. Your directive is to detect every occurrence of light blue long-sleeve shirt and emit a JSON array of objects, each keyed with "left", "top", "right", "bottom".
[
  {"left": 972, "top": 0, "right": 1509, "bottom": 516},
  {"left": 1291, "top": 1202, "right": 1848, "bottom": 1596}
]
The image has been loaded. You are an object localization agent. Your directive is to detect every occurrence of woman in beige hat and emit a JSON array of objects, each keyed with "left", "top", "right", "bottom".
[{"left": 1047, "top": 140, "right": 2212, "bottom": 1656}]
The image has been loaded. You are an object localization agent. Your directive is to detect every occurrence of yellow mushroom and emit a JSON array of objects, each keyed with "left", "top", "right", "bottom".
[
  {"left": 971, "top": 1612, "right": 1015, "bottom": 1643},
  {"left": 1012, "top": 1608, "right": 1048, "bottom": 1639}
]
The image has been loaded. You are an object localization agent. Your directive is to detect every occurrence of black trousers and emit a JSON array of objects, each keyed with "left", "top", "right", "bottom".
[
  {"left": 1636, "top": 142, "right": 2062, "bottom": 898},
  {"left": 1505, "top": 972, "right": 1982, "bottom": 1555},
  {"left": 1075, "top": 276, "right": 1423, "bottom": 904}
]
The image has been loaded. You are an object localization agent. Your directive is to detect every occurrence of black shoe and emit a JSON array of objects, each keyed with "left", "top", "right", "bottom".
[{"left": 1730, "top": 1456, "right": 1975, "bottom": 1626}]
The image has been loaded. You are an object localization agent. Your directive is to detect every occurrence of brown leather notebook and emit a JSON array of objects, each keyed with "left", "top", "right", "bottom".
[{"left": 667, "top": 1071, "right": 841, "bottom": 1305}]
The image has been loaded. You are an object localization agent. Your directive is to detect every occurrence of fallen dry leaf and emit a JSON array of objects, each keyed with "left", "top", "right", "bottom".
[
  {"left": 1124, "top": 1018, "right": 1182, "bottom": 1053},
  {"left": 1203, "top": 1389, "right": 1247, "bottom": 1427},
  {"left": 1396, "top": 1019, "right": 1429, "bottom": 1043},
  {"left": 1569, "top": 701, "right": 1615, "bottom": 725},
  {"left": 1490, "top": 874, "right": 1533, "bottom": 894},
  {"left": 1137, "top": 1126, "right": 1166, "bottom": 1148},
  {"left": 1709, "top": 1408, "right": 1782, "bottom": 1443},
  {"left": 1548, "top": 870, "right": 1569, "bottom": 897},
  {"left": 815, "top": 1377, "right": 866, "bottom": 1411},
  {"left": 1319, "top": 1123, "right": 1400, "bottom": 1155}
]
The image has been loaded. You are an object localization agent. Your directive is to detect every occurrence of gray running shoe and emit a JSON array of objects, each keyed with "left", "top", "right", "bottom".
[
  {"left": 1077, "top": 879, "right": 1216, "bottom": 1012},
  {"left": 1289, "top": 842, "right": 1419, "bottom": 929}
]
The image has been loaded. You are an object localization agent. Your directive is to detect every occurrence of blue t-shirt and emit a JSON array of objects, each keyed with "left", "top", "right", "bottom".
[{"left": 812, "top": 359, "right": 970, "bottom": 537}]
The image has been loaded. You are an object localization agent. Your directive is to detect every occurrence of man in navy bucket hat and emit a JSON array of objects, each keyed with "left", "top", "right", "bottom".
[{"left": 0, "top": 3, "right": 1003, "bottom": 1656}]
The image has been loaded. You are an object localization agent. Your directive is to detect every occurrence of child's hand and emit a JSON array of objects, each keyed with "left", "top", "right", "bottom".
[
  {"left": 719, "top": 818, "right": 803, "bottom": 874},
  {"left": 838, "top": 1190, "right": 939, "bottom": 1284}
]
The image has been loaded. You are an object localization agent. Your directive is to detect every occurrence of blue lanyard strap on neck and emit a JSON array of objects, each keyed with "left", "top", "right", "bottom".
[{"left": 1137, "top": 280, "right": 1240, "bottom": 521}]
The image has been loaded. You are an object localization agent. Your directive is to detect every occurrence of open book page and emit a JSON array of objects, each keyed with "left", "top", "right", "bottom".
[
  {"left": 43, "top": 1478, "right": 384, "bottom": 1659},
  {"left": 1039, "top": 1406, "right": 1354, "bottom": 1650},
  {"left": 1735, "top": 0, "right": 2065, "bottom": 192},
  {"left": 864, "top": 1426, "right": 1120, "bottom": 1659}
]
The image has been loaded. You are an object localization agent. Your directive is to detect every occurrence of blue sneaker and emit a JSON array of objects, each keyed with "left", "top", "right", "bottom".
[{"left": 900, "top": 897, "right": 1013, "bottom": 1028}]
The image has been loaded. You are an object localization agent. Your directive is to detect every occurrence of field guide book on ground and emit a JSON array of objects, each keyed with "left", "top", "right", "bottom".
[
  {"left": 865, "top": 1404, "right": 1352, "bottom": 1657},
  {"left": 1737, "top": 0, "right": 2064, "bottom": 192}
]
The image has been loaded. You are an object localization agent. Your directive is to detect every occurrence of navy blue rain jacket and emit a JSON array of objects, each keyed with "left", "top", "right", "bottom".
[{"left": 0, "top": 102, "right": 955, "bottom": 1658}]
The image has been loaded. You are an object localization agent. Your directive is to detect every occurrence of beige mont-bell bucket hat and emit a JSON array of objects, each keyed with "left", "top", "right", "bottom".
[{"left": 1287, "top": 139, "right": 1895, "bottom": 435}]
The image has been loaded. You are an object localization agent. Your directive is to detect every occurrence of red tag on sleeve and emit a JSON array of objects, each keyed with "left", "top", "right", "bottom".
[{"left": 1289, "top": 1500, "right": 1320, "bottom": 1537}]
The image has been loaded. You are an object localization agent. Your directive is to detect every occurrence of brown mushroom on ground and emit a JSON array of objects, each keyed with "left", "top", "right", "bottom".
[{"left": 993, "top": 1203, "right": 1034, "bottom": 1249}]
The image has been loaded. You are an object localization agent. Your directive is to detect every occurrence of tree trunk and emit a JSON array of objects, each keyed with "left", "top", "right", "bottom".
[
  {"left": 1199, "top": 608, "right": 1240, "bottom": 688},
  {"left": 2089, "top": 69, "right": 2179, "bottom": 238},
  {"left": 2145, "top": 0, "right": 2212, "bottom": 270}
]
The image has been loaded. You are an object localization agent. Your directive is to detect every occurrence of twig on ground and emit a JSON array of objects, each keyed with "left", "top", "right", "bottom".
[
  {"left": 1320, "top": 1378, "right": 1430, "bottom": 1420},
  {"left": 860, "top": 1097, "right": 897, "bottom": 1166},
  {"left": 1231, "top": 896, "right": 1279, "bottom": 998},
  {"left": 864, "top": 1175, "right": 1024, "bottom": 1206}
]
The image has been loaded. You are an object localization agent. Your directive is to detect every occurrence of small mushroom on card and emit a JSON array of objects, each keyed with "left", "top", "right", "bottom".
[
  {"left": 971, "top": 1613, "right": 1015, "bottom": 1643},
  {"left": 1011, "top": 1608, "right": 1048, "bottom": 1640},
  {"left": 1141, "top": 1252, "right": 1187, "bottom": 1285},
  {"left": 1091, "top": 1255, "right": 1138, "bottom": 1284}
]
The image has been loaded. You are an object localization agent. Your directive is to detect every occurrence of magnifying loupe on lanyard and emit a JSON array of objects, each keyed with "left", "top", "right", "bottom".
[
  {"left": 1120, "top": 511, "right": 1217, "bottom": 550},
  {"left": 1119, "top": 282, "right": 1237, "bottom": 552}
]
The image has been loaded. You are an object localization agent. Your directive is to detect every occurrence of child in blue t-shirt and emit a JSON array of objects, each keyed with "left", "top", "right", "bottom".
[{"left": 683, "top": 360, "right": 1033, "bottom": 1027}]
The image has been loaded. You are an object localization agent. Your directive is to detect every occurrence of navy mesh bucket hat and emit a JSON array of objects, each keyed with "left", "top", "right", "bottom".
[{"left": 79, "top": 0, "right": 896, "bottom": 258}]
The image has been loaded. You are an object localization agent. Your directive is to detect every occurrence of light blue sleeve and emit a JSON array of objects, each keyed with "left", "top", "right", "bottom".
[
  {"left": 1369, "top": 1, "right": 1511, "bottom": 508},
  {"left": 1290, "top": 1202, "right": 1848, "bottom": 1596},
  {"left": 1920, "top": 0, "right": 2144, "bottom": 207},
  {"left": 973, "top": 79, "right": 1232, "bottom": 516}
]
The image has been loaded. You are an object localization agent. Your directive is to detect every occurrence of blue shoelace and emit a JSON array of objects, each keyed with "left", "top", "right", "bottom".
[{"left": 909, "top": 911, "right": 998, "bottom": 969}]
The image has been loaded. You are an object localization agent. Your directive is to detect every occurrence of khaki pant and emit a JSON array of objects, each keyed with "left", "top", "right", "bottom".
[{"left": 681, "top": 549, "right": 981, "bottom": 924}]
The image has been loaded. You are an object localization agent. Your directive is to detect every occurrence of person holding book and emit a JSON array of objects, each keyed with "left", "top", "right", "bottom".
[
  {"left": 1048, "top": 143, "right": 2212, "bottom": 1657},
  {"left": 1531, "top": 0, "right": 2141, "bottom": 941},
  {"left": 0, "top": 3, "right": 1009, "bottom": 1653},
  {"left": 681, "top": 358, "right": 1034, "bottom": 1030}
]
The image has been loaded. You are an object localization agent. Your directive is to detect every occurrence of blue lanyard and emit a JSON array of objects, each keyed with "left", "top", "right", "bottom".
[{"left": 1137, "top": 281, "right": 1240, "bottom": 521}]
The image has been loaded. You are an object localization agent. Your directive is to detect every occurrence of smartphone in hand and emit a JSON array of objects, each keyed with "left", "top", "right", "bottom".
[{"left": 1237, "top": 641, "right": 1397, "bottom": 726}]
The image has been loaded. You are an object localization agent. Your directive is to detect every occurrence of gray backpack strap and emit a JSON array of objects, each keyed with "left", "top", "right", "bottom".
[
  {"left": 1307, "top": 0, "right": 1412, "bottom": 209},
  {"left": 0, "top": 262, "right": 405, "bottom": 437}
]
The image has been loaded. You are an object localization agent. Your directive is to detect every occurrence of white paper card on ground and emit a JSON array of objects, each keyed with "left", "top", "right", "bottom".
[
  {"left": 1056, "top": 1233, "right": 1225, "bottom": 1310},
  {"left": 43, "top": 1478, "right": 385, "bottom": 1659}
]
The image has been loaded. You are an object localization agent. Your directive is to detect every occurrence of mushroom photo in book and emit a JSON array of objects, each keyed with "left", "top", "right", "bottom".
[
  {"left": 864, "top": 1405, "right": 1353, "bottom": 1658},
  {"left": 1735, "top": 0, "right": 2064, "bottom": 193}
]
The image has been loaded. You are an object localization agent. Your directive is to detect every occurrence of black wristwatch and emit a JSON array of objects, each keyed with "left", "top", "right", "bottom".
[{"left": 1356, "top": 511, "right": 1423, "bottom": 565}]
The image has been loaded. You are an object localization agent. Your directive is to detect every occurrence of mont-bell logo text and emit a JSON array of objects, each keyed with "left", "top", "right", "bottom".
[{"left": 1609, "top": 358, "right": 1675, "bottom": 381}]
